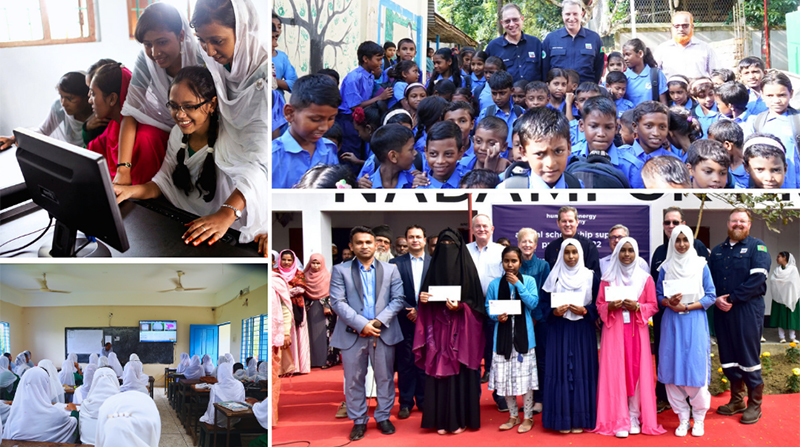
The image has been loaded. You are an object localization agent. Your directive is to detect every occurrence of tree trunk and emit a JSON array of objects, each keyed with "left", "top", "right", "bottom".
[
  {"left": 497, "top": 0, "right": 504, "bottom": 36},
  {"left": 309, "top": 34, "right": 325, "bottom": 76}
]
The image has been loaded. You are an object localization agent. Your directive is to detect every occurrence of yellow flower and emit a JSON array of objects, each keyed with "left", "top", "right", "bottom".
[
  {"left": 763, "top": 352, "right": 771, "bottom": 357},
  {"left": 793, "top": 368, "right": 800, "bottom": 376},
  {"left": 649, "top": 320, "right": 654, "bottom": 327},
  {"left": 721, "top": 378, "right": 728, "bottom": 383},
  {"left": 790, "top": 342, "right": 797, "bottom": 348},
  {"left": 710, "top": 353, "right": 715, "bottom": 358},
  {"left": 717, "top": 367, "right": 723, "bottom": 373}
]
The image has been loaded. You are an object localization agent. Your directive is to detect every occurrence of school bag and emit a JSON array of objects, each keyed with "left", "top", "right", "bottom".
[
  {"left": 753, "top": 108, "right": 800, "bottom": 149},
  {"left": 650, "top": 66, "right": 661, "bottom": 102},
  {"left": 565, "top": 154, "right": 631, "bottom": 188},
  {"left": 486, "top": 104, "right": 525, "bottom": 120},
  {"left": 499, "top": 161, "right": 582, "bottom": 188}
]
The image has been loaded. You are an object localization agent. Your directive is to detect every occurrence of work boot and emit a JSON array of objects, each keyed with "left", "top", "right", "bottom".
[
  {"left": 717, "top": 379, "right": 747, "bottom": 415},
  {"left": 740, "top": 383, "right": 763, "bottom": 424}
]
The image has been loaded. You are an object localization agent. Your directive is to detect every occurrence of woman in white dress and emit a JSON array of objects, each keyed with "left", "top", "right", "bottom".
[
  {"left": 200, "top": 362, "right": 245, "bottom": 428},
  {"left": 73, "top": 363, "right": 97, "bottom": 404},
  {"left": 4, "top": 368, "right": 78, "bottom": 442},
  {"left": 37, "top": 359, "right": 65, "bottom": 403},
  {"left": 79, "top": 367, "right": 121, "bottom": 444},
  {"left": 95, "top": 390, "right": 160, "bottom": 447},
  {"left": 108, "top": 352, "right": 124, "bottom": 378},
  {"left": 184, "top": 355, "right": 206, "bottom": 380}
]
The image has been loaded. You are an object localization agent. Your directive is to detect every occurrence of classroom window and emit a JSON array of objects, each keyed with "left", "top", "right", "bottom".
[
  {"left": 0, "top": 0, "right": 96, "bottom": 48},
  {"left": 0, "top": 322, "right": 9, "bottom": 355},
  {"left": 127, "top": 0, "right": 197, "bottom": 40},
  {"left": 241, "top": 315, "right": 267, "bottom": 362}
]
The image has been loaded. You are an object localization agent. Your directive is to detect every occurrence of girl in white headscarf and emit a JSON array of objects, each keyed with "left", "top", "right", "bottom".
[
  {"left": 202, "top": 354, "right": 215, "bottom": 376},
  {"left": 79, "top": 367, "right": 121, "bottom": 444},
  {"left": 593, "top": 237, "right": 665, "bottom": 437},
  {"left": 212, "top": 354, "right": 230, "bottom": 377},
  {"left": 176, "top": 352, "right": 190, "bottom": 374},
  {"left": 59, "top": 353, "right": 79, "bottom": 386},
  {"left": 120, "top": 360, "right": 149, "bottom": 394},
  {"left": 225, "top": 353, "right": 235, "bottom": 364},
  {"left": 73, "top": 363, "right": 97, "bottom": 404},
  {"left": 108, "top": 352, "right": 124, "bottom": 378},
  {"left": 4, "top": 367, "right": 78, "bottom": 442},
  {"left": 24, "top": 351, "right": 34, "bottom": 368},
  {"left": 541, "top": 239, "right": 599, "bottom": 434},
  {"left": 656, "top": 225, "right": 716, "bottom": 437},
  {"left": 95, "top": 390, "right": 160, "bottom": 447},
  {"left": 199, "top": 362, "right": 245, "bottom": 428},
  {"left": 256, "top": 361, "right": 267, "bottom": 382},
  {"left": 37, "top": 359, "right": 65, "bottom": 404},
  {"left": 233, "top": 362, "right": 248, "bottom": 380},
  {"left": 98, "top": 356, "right": 110, "bottom": 368},
  {"left": 252, "top": 397, "right": 268, "bottom": 444},
  {"left": 767, "top": 251, "right": 800, "bottom": 343},
  {"left": 0, "top": 356, "right": 19, "bottom": 400},
  {"left": 89, "top": 352, "right": 99, "bottom": 366},
  {"left": 14, "top": 353, "right": 30, "bottom": 377},
  {"left": 184, "top": 354, "right": 206, "bottom": 379},
  {"left": 245, "top": 357, "right": 257, "bottom": 379}
]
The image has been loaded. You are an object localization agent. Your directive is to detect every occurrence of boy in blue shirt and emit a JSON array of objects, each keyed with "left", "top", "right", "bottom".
[
  {"left": 416, "top": 121, "right": 466, "bottom": 189},
  {"left": 475, "top": 70, "right": 521, "bottom": 149},
  {"left": 565, "top": 82, "right": 602, "bottom": 145},
  {"left": 571, "top": 97, "right": 642, "bottom": 184},
  {"left": 359, "top": 124, "right": 419, "bottom": 189},
  {"left": 524, "top": 81, "right": 549, "bottom": 109},
  {"left": 336, "top": 41, "right": 394, "bottom": 173},
  {"left": 708, "top": 120, "right": 748, "bottom": 188},
  {"left": 498, "top": 107, "right": 582, "bottom": 189},
  {"left": 689, "top": 78, "right": 721, "bottom": 138},
  {"left": 621, "top": 101, "right": 680, "bottom": 188},
  {"left": 444, "top": 101, "right": 477, "bottom": 170},
  {"left": 272, "top": 74, "right": 341, "bottom": 189},
  {"left": 605, "top": 71, "right": 634, "bottom": 118},
  {"left": 738, "top": 57, "right": 768, "bottom": 117},
  {"left": 715, "top": 81, "right": 750, "bottom": 124},
  {"left": 686, "top": 139, "right": 730, "bottom": 189}
]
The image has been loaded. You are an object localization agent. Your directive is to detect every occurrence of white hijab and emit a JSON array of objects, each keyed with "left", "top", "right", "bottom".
[
  {"left": 661, "top": 225, "right": 706, "bottom": 301},
  {"left": 37, "top": 359, "right": 64, "bottom": 403},
  {"left": 79, "top": 367, "right": 121, "bottom": 445},
  {"left": 130, "top": 353, "right": 141, "bottom": 362},
  {"left": 224, "top": 353, "right": 235, "bottom": 364},
  {"left": 108, "top": 352, "right": 124, "bottom": 378},
  {"left": 199, "top": 363, "right": 245, "bottom": 427},
  {"left": 176, "top": 352, "right": 190, "bottom": 374},
  {"left": 256, "top": 361, "right": 267, "bottom": 381},
  {"left": 768, "top": 254, "right": 800, "bottom": 312},
  {"left": 14, "top": 352, "right": 29, "bottom": 377},
  {"left": 601, "top": 237, "right": 651, "bottom": 297},
  {"left": 0, "top": 356, "right": 16, "bottom": 389},
  {"left": 74, "top": 363, "right": 98, "bottom": 404},
  {"left": 24, "top": 351, "right": 34, "bottom": 368},
  {"left": 202, "top": 354, "right": 215, "bottom": 376},
  {"left": 122, "top": 3, "right": 202, "bottom": 132},
  {"left": 183, "top": 354, "right": 205, "bottom": 379},
  {"left": 120, "top": 361, "right": 148, "bottom": 394},
  {"left": 213, "top": 354, "right": 230, "bottom": 377},
  {"left": 252, "top": 399, "right": 268, "bottom": 429},
  {"left": 98, "top": 356, "right": 110, "bottom": 368},
  {"left": 59, "top": 354, "right": 78, "bottom": 386},
  {"left": 95, "top": 391, "right": 160, "bottom": 447},
  {"left": 89, "top": 353, "right": 99, "bottom": 366},
  {"left": 245, "top": 358, "right": 257, "bottom": 379},
  {"left": 4, "top": 367, "right": 77, "bottom": 442},
  {"left": 543, "top": 238, "right": 594, "bottom": 321}
]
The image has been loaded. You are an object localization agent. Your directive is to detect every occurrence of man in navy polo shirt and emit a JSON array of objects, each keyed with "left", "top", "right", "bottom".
[
  {"left": 484, "top": 3, "right": 543, "bottom": 83},
  {"left": 542, "top": 0, "right": 605, "bottom": 84}
]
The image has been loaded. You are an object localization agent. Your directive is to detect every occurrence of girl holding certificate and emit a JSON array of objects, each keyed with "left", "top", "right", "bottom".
[
  {"left": 541, "top": 239, "right": 599, "bottom": 434},
  {"left": 485, "top": 246, "right": 540, "bottom": 433},
  {"left": 593, "top": 238, "right": 665, "bottom": 438},
  {"left": 656, "top": 225, "right": 717, "bottom": 437}
]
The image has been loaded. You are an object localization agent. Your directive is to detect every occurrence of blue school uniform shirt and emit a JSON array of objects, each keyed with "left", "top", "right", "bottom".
[
  {"left": 694, "top": 103, "right": 722, "bottom": 139},
  {"left": 459, "top": 140, "right": 477, "bottom": 170},
  {"left": 389, "top": 81, "right": 408, "bottom": 109},
  {"left": 571, "top": 141, "right": 643, "bottom": 188},
  {"left": 475, "top": 100, "right": 521, "bottom": 148},
  {"left": 273, "top": 50, "right": 298, "bottom": 100},
  {"left": 272, "top": 130, "right": 340, "bottom": 189},
  {"left": 746, "top": 90, "right": 768, "bottom": 116},
  {"left": 417, "top": 167, "right": 464, "bottom": 189},
  {"left": 670, "top": 145, "right": 688, "bottom": 163},
  {"left": 426, "top": 73, "right": 468, "bottom": 90},
  {"left": 624, "top": 65, "right": 668, "bottom": 106},
  {"left": 743, "top": 111, "right": 800, "bottom": 188},
  {"left": 569, "top": 119, "right": 585, "bottom": 145},
  {"left": 479, "top": 85, "right": 494, "bottom": 112},
  {"left": 369, "top": 168, "right": 415, "bottom": 189},
  {"left": 358, "top": 153, "right": 378, "bottom": 179},
  {"left": 471, "top": 73, "right": 486, "bottom": 96},
  {"left": 615, "top": 98, "right": 634, "bottom": 118},
  {"left": 272, "top": 90, "right": 287, "bottom": 132},
  {"left": 623, "top": 139, "right": 681, "bottom": 189},
  {"left": 339, "top": 66, "right": 375, "bottom": 115},
  {"left": 528, "top": 172, "right": 581, "bottom": 189},
  {"left": 729, "top": 163, "right": 749, "bottom": 189}
]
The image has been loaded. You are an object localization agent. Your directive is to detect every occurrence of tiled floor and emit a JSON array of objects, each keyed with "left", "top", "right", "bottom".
[{"left": 154, "top": 387, "right": 196, "bottom": 447}]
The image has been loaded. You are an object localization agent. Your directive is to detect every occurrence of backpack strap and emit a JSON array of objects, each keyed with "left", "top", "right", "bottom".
[
  {"left": 487, "top": 104, "right": 498, "bottom": 118},
  {"left": 563, "top": 172, "right": 582, "bottom": 188},
  {"left": 499, "top": 161, "right": 531, "bottom": 188},
  {"left": 650, "top": 67, "right": 660, "bottom": 102},
  {"left": 754, "top": 110, "right": 769, "bottom": 133},
  {"left": 513, "top": 105, "right": 524, "bottom": 117},
  {"left": 787, "top": 108, "right": 800, "bottom": 147}
]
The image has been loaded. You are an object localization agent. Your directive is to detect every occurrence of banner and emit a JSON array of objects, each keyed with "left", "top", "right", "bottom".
[{"left": 492, "top": 204, "right": 651, "bottom": 262}]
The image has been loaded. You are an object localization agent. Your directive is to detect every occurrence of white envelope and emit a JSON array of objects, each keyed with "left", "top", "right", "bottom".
[
  {"left": 428, "top": 285, "right": 461, "bottom": 302},
  {"left": 551, "top": 291, "right": 584, "bottom": 308},
  {"left": 662, "top": 280, "right": 698, "bottom": 304},
  {"left": 605, "top": 285, "right": 638, "bottom": 302},
  {"left": 489, "top": 300, "right": 522, "bottom": 316}
]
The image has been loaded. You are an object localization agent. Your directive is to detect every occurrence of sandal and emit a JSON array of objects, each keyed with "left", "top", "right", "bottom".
[
  {"left": 559, "top": 430, "right": 571, "bottom": 434},
  {"left": 532, "top": 402, "right": 543, "bottom": 415},
  {"left": 453, "top": 427, "right": 466, "bottom": 434},
  {"left": 500, "top": 416, "right": 521, "bottom": 430},
  {"left": 437, "top": 429, "right": 447, "bottom": 435},
  {"left": 518, "top": 418, "right": 534, "bottom": 433},
  {"left": 571, "top": 428, "right": 584, "bottom": 434}
]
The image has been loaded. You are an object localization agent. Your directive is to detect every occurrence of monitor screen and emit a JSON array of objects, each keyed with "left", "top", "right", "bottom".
[{"left": 139, "top": 320, "right": 177, "bottom": 342}]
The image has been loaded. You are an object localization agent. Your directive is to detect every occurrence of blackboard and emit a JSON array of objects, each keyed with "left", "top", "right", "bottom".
[{"left": 65, "top": 327, "right": 174, "bottom": 365}]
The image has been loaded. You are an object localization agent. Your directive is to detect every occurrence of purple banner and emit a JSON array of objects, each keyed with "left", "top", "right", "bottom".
[{"left": 492, "top": 204, "right": 651, "bottom": 261}]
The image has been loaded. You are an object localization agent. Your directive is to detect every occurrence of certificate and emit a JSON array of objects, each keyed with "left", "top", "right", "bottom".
[
  {"left": 428, "top": 286, "right": 461, "bottom": 302},
  {"left": 604, "top": 285, "right": 638, "bottom": 302},
  {"left": 551, "top": 291, "right": 584, "bottom": 308},
  {"left": 489, "top": 300, "right": 522, "bottom": 316},
  {"left": 662, "top": 280, "right": 698, "bottom": 304}
]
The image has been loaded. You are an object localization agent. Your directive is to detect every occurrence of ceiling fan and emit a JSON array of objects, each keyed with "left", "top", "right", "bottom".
[
  {"left": 158, "top": 271, "right": 207, "bottom": 293},
  {"left": 22, "top": 273, "right": 71, "bottom": 294}
]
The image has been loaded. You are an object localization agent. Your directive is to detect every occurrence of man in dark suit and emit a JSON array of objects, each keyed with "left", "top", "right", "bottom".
[
  {"left": 389, "top": 225, "right": 430, "bottom": 419},
  {"left": 330, "top": 226, "right": 406, "bottom": 441},
  {"left": 544, "top": 206, "right": 601, "bottom": 278}
]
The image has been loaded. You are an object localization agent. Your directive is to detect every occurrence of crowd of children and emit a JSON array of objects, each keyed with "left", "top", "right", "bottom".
[{"left": 271, "top": 32, "right": 799, "bottom": 190}]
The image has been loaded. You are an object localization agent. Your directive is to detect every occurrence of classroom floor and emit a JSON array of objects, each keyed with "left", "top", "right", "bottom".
[{"left": 155, "top": 387, "right": 197, "bottom": 447}]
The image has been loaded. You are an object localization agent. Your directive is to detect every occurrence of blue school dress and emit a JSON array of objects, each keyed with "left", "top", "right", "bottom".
[
  {"left": 615, "top": 98, "right": 634, "bottom": 118},
  {"left": 389, "top": 81, "right": 408, "bottom": 109},
  {"left": 569, "top": 119, "right": 585, "bottom": 145},
  {"left": 271, "top": 130, "right": 339, "bottom": 189},
  {"left": 729, "top": 163, "right": 749, "bottom": 189},
  {"left": 694, "top": 103, "right": 722, "bottom": 139},
  {"left": 624, "top": 65, "right": 668, "bottom": 107},
  {"left": 746, "top": 90, "right": 768, "bottom": 117},
  {"left": 471, "top": 73, "right": 486, "bottom": 96},
  {"left": 417, "top": 167, "right": 465, "bottom": 189}
]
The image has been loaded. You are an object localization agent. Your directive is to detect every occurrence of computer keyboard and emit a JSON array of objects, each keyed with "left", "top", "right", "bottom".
[{"left": 131, "top": 199, "right": 239, "bottom": 245}]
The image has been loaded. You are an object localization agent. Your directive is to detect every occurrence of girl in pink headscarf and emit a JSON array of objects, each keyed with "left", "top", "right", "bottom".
[
  {"left": 303, "top": 254, "right": 340, "bottom": 368},
  {"left": 274, "top": 249, "right": 310, "bottom": 374}
]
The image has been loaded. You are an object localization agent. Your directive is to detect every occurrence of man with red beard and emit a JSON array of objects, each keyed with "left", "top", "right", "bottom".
[
  {"left": 654, "top": 12, "right": 719, "bottom": 79},
  {"left": 709, "top": 208, "right": 770, "bottom": 425}
]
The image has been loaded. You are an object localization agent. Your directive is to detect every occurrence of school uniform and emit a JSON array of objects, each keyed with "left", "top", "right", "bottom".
[
  {"left": 389, "top": 81, "right": 408, "bottom": 109},
  {"left": 425, "top": 73, "right": 470, "bottom": 90},
  {"left": 615, "top": 98, "right": 634, "bottom": 118},
  {"left": 729, "top": 164, "right": 750, "bottom": 189},
  {"left": 746, "top": 90, "right": 768, "bottom": 117},
  {"left": 417, "top": 168, "right": 464, "bottom": 189},
  {"left": 471, "top": 73, "right": 486, "bottom": 96},
  {"left": 475, "top": 100, "right": 522, "bottom": 148},
  {"left": 571, "top": 141, "right": 644, "bottom": 188},
  {"left": 622, "top": 140, "right": 681, "bottom": 188},
  {"left": 337, "top": 66, "right": 375, "bottom": 169},
  {"left": 670, "top": 145, "right": 688, "bottom": 163},
  {"left": 479, "top": 84, "right": 494, "bottom": 112},
  {"left": 273, "top": 50, "right": 298, "bottom": 100},
  {"left": 743, "top": 111, "right": 800, "bottom": 188},
  {"left": 272, "top": 90, "right": 288, "bottom": 135},
  {"left": 459, "top": 140, "right": 477, "bottom": 170},
  {"left": 358, "top": 153, "right": 378, "bottom": 179},
  {"left": 272, "top": 130, "right": 339, "bottom": 189},
  {"left": 624, "top": 65, "right": 668, "bottom": 107},
  {"left": 368, "top": 168, "right": 415, "bottom": 189},
  {"left": 693, "top": 103, "right": 722, "bottom": 140},
  {"left": 569, "top": 119, "right": 585, "bottom": 145}
]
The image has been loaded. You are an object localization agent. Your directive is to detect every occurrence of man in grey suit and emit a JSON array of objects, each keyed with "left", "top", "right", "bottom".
[{"left": 330, "top": 226, "right": 406, "bottom": 441}]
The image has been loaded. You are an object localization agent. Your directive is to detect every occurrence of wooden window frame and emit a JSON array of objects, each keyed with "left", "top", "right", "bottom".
[
  {"left": 127, "top": 0, "right": 194, "bottom": 40},
  {"left": 0, "top": 0, "right": 96, "bottom": 48}
]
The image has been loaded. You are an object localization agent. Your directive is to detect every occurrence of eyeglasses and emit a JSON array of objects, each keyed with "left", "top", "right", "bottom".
[
  {"left": 672, "top": 23, "right": 691, "bottom": 29},
  {"left": 502, "top": 18, "right": 521, "bottom": 25},
  {"left": 165, "top": 98, "right": 211, "bottom": 114},
  {"left": 663, "top": 220, "right": 681, "bottom": 226},
  {"left": 609, "top": 235, "right": 625, "bottom": 241}
]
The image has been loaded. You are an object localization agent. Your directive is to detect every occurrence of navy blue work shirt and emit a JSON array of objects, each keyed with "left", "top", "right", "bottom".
[
  {"left": 542, "top": 26, "right": 605, "bottom": 84},
  {"left": 484, "top": 33, "right": 544, "bottom": 82},
  {"left": 709, "top": 236, "right": 770, "bottom": 303}
]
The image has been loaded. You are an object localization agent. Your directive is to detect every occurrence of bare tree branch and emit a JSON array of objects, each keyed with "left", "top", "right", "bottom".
[{"left": 320, "top": 0, "right": 355, "bottom": 39}]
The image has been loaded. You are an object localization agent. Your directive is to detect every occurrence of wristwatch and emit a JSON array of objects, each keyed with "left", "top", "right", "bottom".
[
  {"left": 221, "top": 204, "right": 242, "bottom": 220},
  {"left": 116, "top": 162, "right": 132, "bottom": 169}
]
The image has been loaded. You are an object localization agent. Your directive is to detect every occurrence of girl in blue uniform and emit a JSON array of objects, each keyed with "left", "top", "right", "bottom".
[{"left": 426, "top": 48, "right": 470, "bottom": 96}]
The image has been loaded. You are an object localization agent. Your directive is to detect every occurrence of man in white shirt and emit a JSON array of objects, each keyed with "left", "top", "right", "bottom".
[
  {"left": 599, "top": 224, "right": 649, "bottom": 275},
  {"left": 655, "top": 12, "right": 719, "bottom": 79},
  {"left": 466, "top": 214, "right": 507, "bottom": 411}
]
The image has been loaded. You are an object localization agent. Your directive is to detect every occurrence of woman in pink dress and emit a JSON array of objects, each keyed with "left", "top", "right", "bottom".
[
  {"left": 593, "top": 237, "right": 665, "bottom": 438},
  {"left": 274, "top": 250, "right": 311, "bottom": 375}
]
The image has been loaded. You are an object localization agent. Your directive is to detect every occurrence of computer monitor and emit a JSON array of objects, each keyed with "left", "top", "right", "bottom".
[{"left": 14, "top": 128, "right": 129, "bottom": 257}]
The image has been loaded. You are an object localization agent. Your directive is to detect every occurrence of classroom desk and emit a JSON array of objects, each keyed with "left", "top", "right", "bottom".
[
  {"left": 63, "top": 386, "right": 74, "bottom": 404},
  {"left": 185, "top": 384, "right": 211, "bottom": 443},
  {"left": 164, "top": 367, "right": 177, "bottom": 395},
  {"left": 212, "top": 403, "right": 264, "bottom": 447},
  {"left": 169, "top": 374, "right": 186, "bottom": 407},
  {"left": 0, "top": 196, "right": 262, "bottom": 258},
  {"left": 176, "top": 379, "right": 202, "bottom": 425},
  {"left": 0, "top": 442, "right": 91, "bottom": 447},
  {"left": 149, "top": 375, "right": 155, "bottom": 399}
]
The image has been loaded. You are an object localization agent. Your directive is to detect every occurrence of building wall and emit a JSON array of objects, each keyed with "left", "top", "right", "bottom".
[
  {"left": 0, "top": 295, "right": 24, "bottom": 357},
  {"left": 214, "top": 283, "right": 268, "bottom": 362}
]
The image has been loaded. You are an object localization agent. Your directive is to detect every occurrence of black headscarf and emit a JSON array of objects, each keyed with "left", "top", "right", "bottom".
[
  {"left": 496, "top": 266, "right": 528, "bottom": 360},
  {"left": 420, "top": 228, "right": 485, "bottom": 316}
]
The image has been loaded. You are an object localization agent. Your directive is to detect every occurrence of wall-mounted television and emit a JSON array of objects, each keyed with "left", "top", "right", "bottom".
[{"left": 139, "top": 320, "right": 177, "bottom": 342}]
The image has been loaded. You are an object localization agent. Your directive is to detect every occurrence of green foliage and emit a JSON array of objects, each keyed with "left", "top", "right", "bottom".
[
  {"left": 787, "top": 344, "right": 800, "bottom": 364},
  {"left": 741, "top": 0, "right": 800, "bottom": 28},
  {"left": 787, "top": 370, "right": 800, "bottom": 393},
  {"left": 705, "top": 193, "right": 799, "bottom": 234},
  {"left": 437, "top": 0, "right": 563, "bottom": 45}
]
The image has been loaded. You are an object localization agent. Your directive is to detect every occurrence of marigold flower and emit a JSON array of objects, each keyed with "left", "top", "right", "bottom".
[
  {"left": 717, "top": 367, "right": 723, "bottom": 373},
  {"left": 790, "top": 342, "right": 797, "bottom": 348},
  {"left": 721, "top": 378, "right": 728, "bottom": 383},
  {"left": 763, "top": 352, "right": 771, "bottom": 357},
  {"left": 793, "top": 368, "right": 800, "bottom": 376}
]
